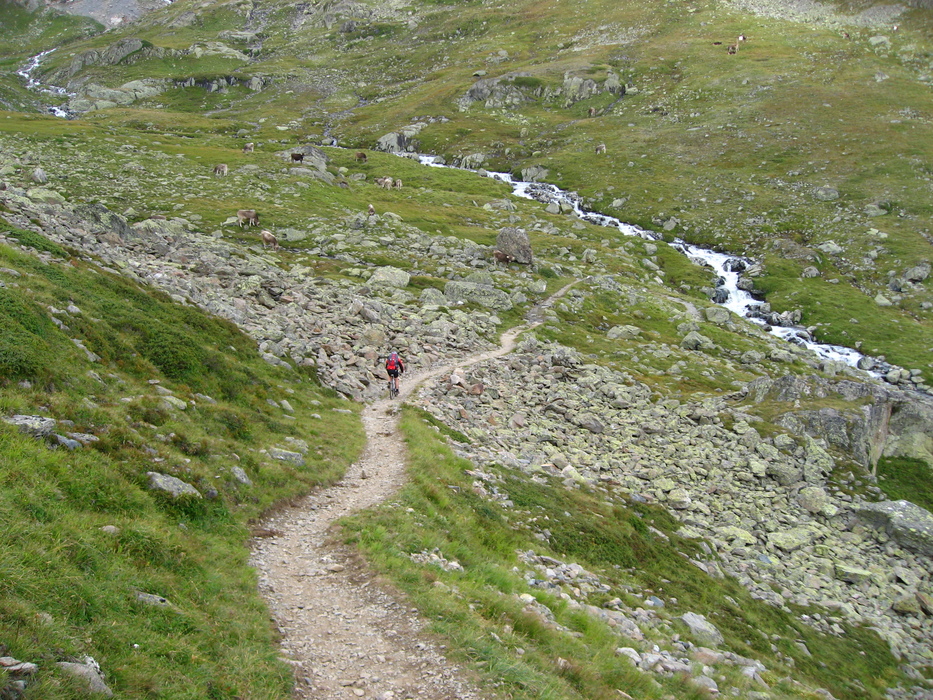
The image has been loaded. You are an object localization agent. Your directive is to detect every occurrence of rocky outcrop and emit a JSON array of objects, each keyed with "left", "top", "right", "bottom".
[
  {"left": 856, "top": 500, "right": 933, "bottom": 557},
  {"left": 745, "top": 374, "right": 933, "bottom": 468},
  {"left": 456, "top": 74, "right": 535, "bottom": 111}
]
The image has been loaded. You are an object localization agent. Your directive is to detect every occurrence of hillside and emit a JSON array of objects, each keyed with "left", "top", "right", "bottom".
[{"left": 1, "top": 0, "right": 932, "bottom": 697}]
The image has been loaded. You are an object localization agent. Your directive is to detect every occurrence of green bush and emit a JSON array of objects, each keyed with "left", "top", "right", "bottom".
[
  {"left": 140, "top": 324, "right": 206, "bottom": 382},
  {"left": 513, "top": 76, "right": 543, "bottom": 90},
  {"left": 1, "top": 226, "right": 70, "bottom": 258}
]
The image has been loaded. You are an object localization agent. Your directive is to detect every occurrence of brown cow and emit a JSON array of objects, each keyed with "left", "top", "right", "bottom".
[
  {"left": 213, "top": 163, "right": 228, "bottom": 177},
  {"left": 242, "top": 142, "right": 255, "bottom": 153},
  {"left": 493, "top": 250, "right": 515, "bottom": 264},
  {"left": 260, "top": 230, "right": 279, "bottom": 250},
  {"left": 290, "top": 153, "right": 304, "bottom": 162},
  {"left": 355, "top": 151, "right": 368, "bottom": 163},
  {"left": 237, "top": 209, "right": 259, "bottom": 227}
]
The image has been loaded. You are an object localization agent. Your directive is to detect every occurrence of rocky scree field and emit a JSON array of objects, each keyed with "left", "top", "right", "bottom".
[{"left": 1, "top": 0, "right": 933, "bottom": 697}]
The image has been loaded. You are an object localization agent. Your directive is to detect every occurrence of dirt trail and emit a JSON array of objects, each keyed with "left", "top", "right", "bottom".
[{"left": 250, "top": 283, "right": 574, "bottom": 699}]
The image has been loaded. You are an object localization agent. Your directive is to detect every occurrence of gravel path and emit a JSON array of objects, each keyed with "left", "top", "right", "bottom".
[{"left": 250, "top": 284, "right": 575, "bottom": 699}]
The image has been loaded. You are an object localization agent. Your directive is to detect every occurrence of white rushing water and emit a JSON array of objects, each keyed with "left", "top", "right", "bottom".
[
  {"left": 418, "top": 154, "right": 883, "bottom": 376},
  {"left": 16, "top": 49, "right": 75, "bottom": 118}
]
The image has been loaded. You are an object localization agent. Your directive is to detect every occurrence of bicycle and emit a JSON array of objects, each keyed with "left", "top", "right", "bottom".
[{"left": 388, "top": 376, "right": 399, "bottom": 399}]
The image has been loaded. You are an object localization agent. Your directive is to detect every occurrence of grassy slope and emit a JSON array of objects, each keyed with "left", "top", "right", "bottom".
[
  {"left": 0, "top": 228, "right": 364, "bottom": 697},
  {"left": 17, "top": 0, "right": 932, "bottom": 372}
]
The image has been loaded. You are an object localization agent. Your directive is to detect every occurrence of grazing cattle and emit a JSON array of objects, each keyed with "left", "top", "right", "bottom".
[
  {"left": 727, "top": 43, "right": 738, "bottom": 54},
  {"left": 595, "top": 143, "right": 607, "bottom": 155},
  {"left": 393, "top": 178, "right": 403, "bottom": 189},
  {"left": 367, "top": 203, "right": 376, "bottom": 216},
  {"left": 213, "top": 163, "right": 228, "bottom": 177},
  {"left": 290, "top": 153, "right": 304, "bottom": 162},
  {"left": 355, "top": 151, "right": 368, "bottom": 163},
  {"left": 242, "top": 142, "right": 255, "bottom": 153},
  {"left": 260, "top": 230, "right": 279, "bottom": 250},
  {"left": 588, "top": 106, "right": 597, "bottom": 117},
  {"left": 237, "top": 209, "right": 259, "bottom": 227},
  {"left": 493, "top": 250, "right": 515, "bottom": 264}
]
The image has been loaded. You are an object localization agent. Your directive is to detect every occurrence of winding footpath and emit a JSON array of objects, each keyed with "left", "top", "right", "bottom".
[{"left": 249, "top": 283, "right": 575, "bottom": 699}]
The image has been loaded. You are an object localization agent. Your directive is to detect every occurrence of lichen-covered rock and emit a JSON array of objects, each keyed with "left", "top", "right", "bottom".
[
  {"left": 369, "top": 266, "right": 410, "bottom": 288},
  {"left": 2, "top": 414, "right": 56, "bottom": 438},
  {"left": 146, "top": 472, "right": 202, "bottom": 499}
]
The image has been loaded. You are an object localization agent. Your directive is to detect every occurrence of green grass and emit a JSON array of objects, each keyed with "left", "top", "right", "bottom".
[
  {"left": 342, "top": 407, "right": 902, "bottom": 700},
  {"left": 876, "top": 456, "right": 933, "bottom": 511},
  {"left": 0, "top": 232, "right": 364, "bottom": 698}
]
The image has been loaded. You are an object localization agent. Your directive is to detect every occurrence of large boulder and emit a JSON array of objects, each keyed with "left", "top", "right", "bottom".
[
  {"left": 496, "top": 227, "right": 533, "bottom": 264},
  {"left": 855, "top": 500, "right": 933, "bottom": 557},
  {"left": 678, "top": 612, "right": 723, "bottom": 647}
]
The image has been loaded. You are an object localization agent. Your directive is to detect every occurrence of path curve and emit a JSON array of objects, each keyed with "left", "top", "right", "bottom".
[{"left": 250, "top": 282, "right": 576, "bottom": 699}]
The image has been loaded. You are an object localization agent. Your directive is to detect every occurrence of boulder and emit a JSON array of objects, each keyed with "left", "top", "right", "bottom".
[
  {"left": 855, "top": 500, "right": 933, "bottom": 557},
  {"left": 813, "top": 186, "right": 839, "bottom": 201},
  {"left": 369, "top": 266, "right": 410, "bottom": 288},
  {"left": 496, "top": 227, "right": 533, "bottom": 264},
  {"left": 268, "top": 448, "right": 306, "bottom": 466},
  {"left": 147, "top": 472, "right": 202, "bottom": 499},
  {"left": 797, "top": 486, "right": 828, "bottom": 513},
  {"left": 520, "top": 165, "right": 549, "bottom": 183},
  {"left": 681, "top": 331, "right": 714, "bottom": 351},
  {"left": 704, "top": 307, "right": 731, "bottom": 325},
  {"left": 607, "top": 325, "right": 641, "bottom": 340},
  {"left": 56, "top": 658, "right": 113, "bottom": 697},
  {"left": 678, "top": 612, "right": 723, "bottom": 647},
  {"left": 903, "top": 261, "right": 930, "bottom": 283},
  {"left": 3, "top": 414, "right": 56, "bottom": 438},
  {"left": 768, "top": 527, "right": 815, "bottom": 552}
]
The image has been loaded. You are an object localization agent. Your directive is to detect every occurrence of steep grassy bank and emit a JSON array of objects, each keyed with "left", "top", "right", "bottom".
[{"left": 0, "top": 228, "right": 364, "bottom": 697}]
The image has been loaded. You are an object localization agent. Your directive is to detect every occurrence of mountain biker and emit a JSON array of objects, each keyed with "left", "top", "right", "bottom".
[{"left": 385, "top": 351, "right": 405, "bottom": 395}]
